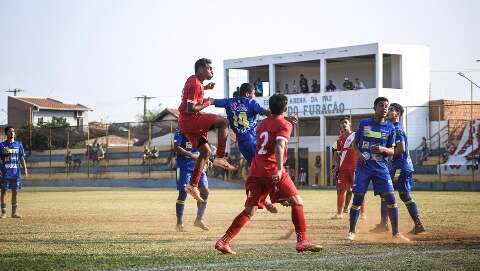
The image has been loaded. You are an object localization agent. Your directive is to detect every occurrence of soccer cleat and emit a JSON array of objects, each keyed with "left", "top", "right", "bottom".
[
  {"left": 213, "top": 158, "right": 237, "bottom": 171},
  {"left": 176, "top": 224, "right": 186, "bottom": 232},
  {"left": 265, "top": 203, "right": 278, "bottom": 214},
  {"left": 330, "top": 214, "right": 344, "bottom": 220},
  {"left": 369, "top": 223, "right": 389, "bottom": 233},
  {"left": 279, "top": 229, "right": 295, "bottom": 240},
  {"left": 0, "top": 212, "right": 6, "bottom": 219},
  {"left": 296, "top": 240, "right": 323, "bottom": 252},
  {"left": 343, "top": 209, "right": 349, "bottom": 214},
  {"left": 11, "top": 213, "right": 22, "bottom": 219},
  {"left": 185, "top": 184, "right": 205, "bottom": 203},
  {"left": 409, "top": 223, "right": 426, "bottom": 235},
  {"left": 193, "top": 219, "right": 210, "bottom": 231},
  {"left": 215, "top": 239, "right": 236, "bottom": 254},
  {"left": 345, "top": 232, "right": 356, "bottom": 241},
  {"left": 392, "top": 233, "right": 410, "bottom": 242}
]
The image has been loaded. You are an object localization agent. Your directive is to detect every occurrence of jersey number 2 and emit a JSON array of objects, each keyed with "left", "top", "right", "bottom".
[{"left": 258, "top": 131, "right": 268, "bottom": 154}]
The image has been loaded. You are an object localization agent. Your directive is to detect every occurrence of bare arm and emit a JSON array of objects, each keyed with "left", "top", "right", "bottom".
[
  {"left": 21, "top": 157, "right": 28, "bottom": 177},
  {"left": 174, "top": 144, "right": 198, "bottom": 160},
  {"left": 393, "top": 141, "right": 405, "bottom": 158},
  {"left": 372, "top": 145, "right": 395, "bottom": 156},
  {"left": 352, "top": 138, "right": 366, "bottom": 164},
  {"left": 273, "top": 138, "right": 287, "bottom": 182},
  {"left": 186, "top": 98, "right": 213, "bottom": 114}
]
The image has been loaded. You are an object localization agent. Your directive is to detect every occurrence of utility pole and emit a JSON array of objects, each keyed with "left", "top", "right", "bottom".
[
  {"left": 135, "top": 95, "right": 156, "bottom": 120},
  {"left": 5, "top": 88, "right": 25, "bottom": 96}
]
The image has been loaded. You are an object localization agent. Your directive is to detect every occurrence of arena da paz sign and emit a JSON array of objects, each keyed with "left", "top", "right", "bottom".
[{"left": 259, "top": 94, "right": 345, "bottom": 117}]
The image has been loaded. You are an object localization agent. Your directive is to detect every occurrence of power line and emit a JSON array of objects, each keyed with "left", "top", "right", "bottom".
[
  {"left": 135, "top": 95, "right": 156, "bottom": 118},
  {"left": 5, "top": 88, "right": 25, "bottom": 96}
]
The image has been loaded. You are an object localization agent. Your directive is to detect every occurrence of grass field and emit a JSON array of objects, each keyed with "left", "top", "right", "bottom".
[{"left": 0, "top": 187, "right": 479, "bottom": 271}]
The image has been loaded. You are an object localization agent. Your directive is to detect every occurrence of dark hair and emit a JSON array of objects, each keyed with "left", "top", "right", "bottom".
[
  {"left": 390, "top": 103, "right": 404, "bottom": 117},
  {"left": 4, "top": 125, "right": 13, "bottom": 135},
  {"left": 339, "top": 116, "right": 350, "bottom": 123},
  {"left": 374, "top": 97, "right": 389, "bottom": 107},
  {"left": 194, "top": 58, "right": 212, "bottom": 73},
  {"left": 269, "top": 94, "right": 288, "bottom": 115},
  {"left": 239, "top": 83, "right": 254, "bottom": 97}
]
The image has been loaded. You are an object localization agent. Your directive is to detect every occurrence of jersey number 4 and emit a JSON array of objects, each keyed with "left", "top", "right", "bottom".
[
  {"left": 258, "top": 131, "right": 268, "bottom": 154},
  {"left": 233, "top": 112, "right": 249, "bottom": 128}
]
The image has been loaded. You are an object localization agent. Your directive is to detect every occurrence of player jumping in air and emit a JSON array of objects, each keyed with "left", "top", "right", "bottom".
[
  {"left": 332, "top": 117, "right": 366, "bottom": 220},
  {"left": 370, "top": 103, "right": 426, "bottom": 234},
  {"left": 0, "top": 126, "right": 28, "bottom": 219},
  {"left": 346, "top": 97, "right": 409, "bottom": 241},
  {"left": 178, "top": 58, "right": 236, "bottom": 203},
  {"left": 173, "top": 128, "right": 210, "bottom": 232},
  {"left": 215, "top": 94, "right": 322, "bottom": 254}
]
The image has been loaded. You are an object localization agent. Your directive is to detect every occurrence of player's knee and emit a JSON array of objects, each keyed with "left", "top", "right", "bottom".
[
  {"left": 351, "top": 193, "right": 365, "bottom": 207},
  {"left": 382, "top": 192, "right": 398, "bottom": 207},
  {"left": 244, "top": 206, "right": 257, "bottom": 217},
  {"left": 199, "top": 144, "right": 211, "bottom": 158},
  {"left": 287, "top": 195, "right": 303, "bottom": 206},
  {"left": 199, "top": 188, "right": 209, "bottom": 201},
  {"left": 178, "top": 190, "right": 188, "bottom": 201},
  {"left": 399, "top": 191, "right": 414, "bottom": 204}
]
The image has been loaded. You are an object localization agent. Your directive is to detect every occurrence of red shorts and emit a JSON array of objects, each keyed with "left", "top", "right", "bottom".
[
  {"left": 245, "top": 172, "right": 298, "bottom": 209},
  {"left": 336, "top": 168, "right": 355, "bottom": 190},
  {"left": 178, "top": 113, "right": 218, "bottom": 147}
]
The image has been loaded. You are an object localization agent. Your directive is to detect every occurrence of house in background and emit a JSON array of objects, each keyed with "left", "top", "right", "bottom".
[{"left": 8, "top": 96, "right": 91, "bottom": 128}]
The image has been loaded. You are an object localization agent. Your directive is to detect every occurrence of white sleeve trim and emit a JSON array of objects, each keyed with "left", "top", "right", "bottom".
[
  {"left": 187, "top": 99, "right": 197, "bottom": 104},
  {"left": 276, "top": 136, "right": 288, "bottom": 143}
]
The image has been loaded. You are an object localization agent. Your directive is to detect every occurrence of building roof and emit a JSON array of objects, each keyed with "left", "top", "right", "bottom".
[
  {"left": 154, "top": 108, "right": 179, "bottom": 122},
  {"left": 11, "top": 96, "right": 91, "bottom": 111}
]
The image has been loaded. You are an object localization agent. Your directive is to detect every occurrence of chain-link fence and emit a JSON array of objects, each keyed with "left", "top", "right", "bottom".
[{"left": 15, "top": 103, "right": 480, "bottom": 186}]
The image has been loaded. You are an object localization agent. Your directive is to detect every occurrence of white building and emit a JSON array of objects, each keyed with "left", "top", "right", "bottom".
[{"left": 223, "top": 43, "right": 430, "bottom": 185}]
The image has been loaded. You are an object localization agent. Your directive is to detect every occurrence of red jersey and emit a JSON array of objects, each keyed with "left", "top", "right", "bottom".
[
  {"left": 178, "top": 75, "right": 204, "bottom": 120},
  {"left": 250, "top": 115, "right": 292, "bottom": 177},
  {"left": 337, "top": 132, "right": 357, "bottom": 170}
]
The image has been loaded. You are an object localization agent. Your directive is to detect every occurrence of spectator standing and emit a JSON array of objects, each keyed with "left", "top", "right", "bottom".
[
  {"left": 326, "top": 80, "right": 336, "bottom": 92},
  {"left": 284, "top": 83, "right": 290, "bottom": 94},
  {"left": 300, "top": 74, "right": 309, "bottom": 93},
  {"left": 254, "top": 78, "right": 263, "bottom": 97},
  {"left": 354, "top": 78, "right": 366, "bottom": 89},
  {"left": 311, "top": 80, "right": 320, "bottom": 93},
  {"left": 314, "top": 155, "right": 321, "bottom": 185},
  {"left": 293, "top": 80, "right": 298, "bottom": 94},
  {"left": 342, "top": 78, "right": 354, "bottom": 90}
]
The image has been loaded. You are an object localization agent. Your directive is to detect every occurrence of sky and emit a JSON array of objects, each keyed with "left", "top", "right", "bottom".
[{"left": 0, "top": 0, "right": 479, "bottom": 123}]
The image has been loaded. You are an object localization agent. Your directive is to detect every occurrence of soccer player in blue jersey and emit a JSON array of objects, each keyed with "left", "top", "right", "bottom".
[
  {"left": 370, "top": 103, "right": 426, "bottom": 234},
  {"left": 0, "top": 126, "right": 28, "bottom": 219},
  {"left": 346, "top": 97, "right": 409, "bottom": 241},
  {"left": 173, "top": 128, "right": 209, "bottom": 232},
  {"left": 214, "top": 83, "right": 289, "bottom": 213}
]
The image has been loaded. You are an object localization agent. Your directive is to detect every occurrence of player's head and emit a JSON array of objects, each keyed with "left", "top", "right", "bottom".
[
  {"left": 194, "top": 58, "right": 213, "bottom": 80},
  {"left": 339, "top": 117, "right": 351, "bottom": 132},
  {"left": 239, "top": 83, "right": 255, "bottom": 98},
  {"left": 388, "top": 103, "right": 404, "bottom": 122},
  {"left": 373, "top": 97, "right": 389, "bottom": 118},
  {"left": 4, "top": 125, "right": 15, "bottom": 140},
  {"left": 269, "top": 94, "right": 288, "bottom": 115}
]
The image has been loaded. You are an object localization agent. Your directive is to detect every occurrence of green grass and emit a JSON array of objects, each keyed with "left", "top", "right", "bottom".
[{"left": 0, "top": 187, "right": 479, "bottom": 270}]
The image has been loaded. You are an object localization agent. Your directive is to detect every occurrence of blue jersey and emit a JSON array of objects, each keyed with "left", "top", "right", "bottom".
[
  {"left": 355, "top": 117, "right": 396, "bottom": 169},
  {"left": 0, "top": 140, "right": 25, "bottom": 180},
  {"left": 390, "top": 122, "right": 414, "bottom": 172},
  {"left": 214, "top": 97, "right": 266, "bottom": 141},
  {"left": 174, "top": 128, "right": 198, "bottom": 171}
]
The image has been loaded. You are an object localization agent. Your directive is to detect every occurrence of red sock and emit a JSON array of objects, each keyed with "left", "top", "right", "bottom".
[
  {"left": 223, "top": 210, "right": 251, "bottom": 243},
  {"left": 189, "top": 157, "right": 207, "bottom": 186},
  {"left": 291, "top": 204, "right": 307, "bottom": 242},
  {"left": 337, "top": 190, "right": 346, "bottom": 215},
  {"left": 216, "top": 133, "right": 226, "bottom": 158}
]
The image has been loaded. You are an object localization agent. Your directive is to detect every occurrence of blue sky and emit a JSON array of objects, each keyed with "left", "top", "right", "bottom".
[{"left": 0, "top": 0, "right": 479, "bottom": 123}]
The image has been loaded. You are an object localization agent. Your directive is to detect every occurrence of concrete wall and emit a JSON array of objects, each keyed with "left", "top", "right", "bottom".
[
  {"left": 8, "top": 96, "right": 31, "bottom": 127},
  {"left": 326, "top": 59, "right": 375, "bottom": 90}
]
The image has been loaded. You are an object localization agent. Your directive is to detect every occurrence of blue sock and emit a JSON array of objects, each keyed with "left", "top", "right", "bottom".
[
  {"left": 0, "top": 203, "right": 6, "bottom": 209},
  {"left": 349, "top": 193, "right": 364, "bottom": 233},
  {"left": 383, "top": 193, "right": 399, "bottom": 235},
  {"left": 380, "top": 196, "right": 388, "bottom": 225},
  {"left": 176, "top": 190, "right": 187, "bottom": 225},
  {"left": 196, "top": 191, "right": 209, "bottom": 220},
  {"left": 399, "top": 192, "right": 421, "bottom": 225}
]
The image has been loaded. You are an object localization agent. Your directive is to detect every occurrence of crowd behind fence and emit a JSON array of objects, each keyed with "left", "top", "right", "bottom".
[{"left": 9, "top": 104, "right": 480, "bottom": 185}]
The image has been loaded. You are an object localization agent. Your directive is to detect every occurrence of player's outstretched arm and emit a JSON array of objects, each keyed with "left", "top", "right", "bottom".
[{"left": 174, "top": 143, "right": 199, "bottom": 160}]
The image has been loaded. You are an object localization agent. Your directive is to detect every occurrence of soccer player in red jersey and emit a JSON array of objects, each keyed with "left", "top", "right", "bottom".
[
  {"left": 178, "top": 58, "right": 236, "bottom": 203},
  {"left": 215, "top": 94, "right": 322, "bottom": 254},
  {"left": 331, "top": 118, "right": 366, "bottom": 219}
]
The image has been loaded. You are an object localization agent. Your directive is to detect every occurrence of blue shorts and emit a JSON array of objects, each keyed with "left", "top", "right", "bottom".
[
  {"left": 176, "top": 168, "right": 207, "bottom": 191},
  {"left": 390, "top": 168, "right": 413, "bottom": 192},
  {"left": 352, "top": 163, "right": 394, "bottom": 195},
  {"left": 1, "top": 178, "right": 22, "bottom": 190},
  {"left": 238, "top": 137, "right": 256, "bottom": 166}
]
